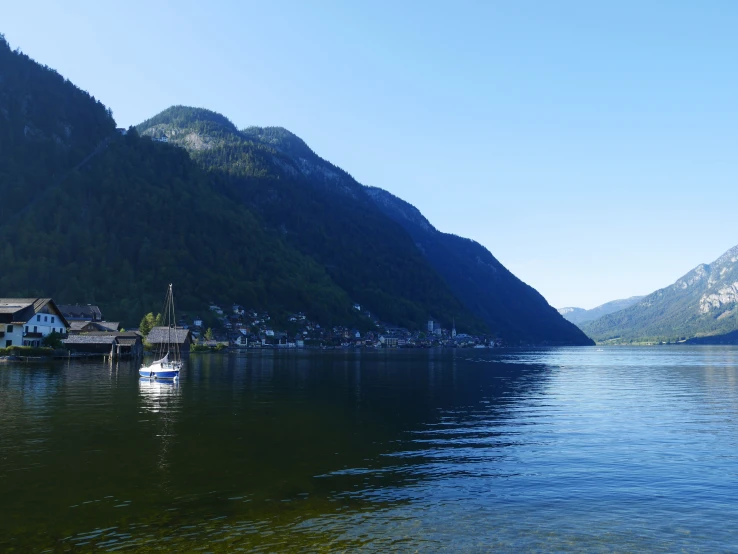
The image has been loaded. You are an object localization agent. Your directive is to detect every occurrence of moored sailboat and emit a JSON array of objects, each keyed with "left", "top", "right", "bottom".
[{"left": 139, "top": 284, "right": 183, "bottom": 380}]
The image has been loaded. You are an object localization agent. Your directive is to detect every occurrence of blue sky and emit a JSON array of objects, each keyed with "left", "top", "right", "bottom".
[{"left": 4, "top": 1, "right": 737, "bottom": 309}]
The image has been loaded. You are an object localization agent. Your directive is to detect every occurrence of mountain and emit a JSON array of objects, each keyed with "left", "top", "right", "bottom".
[
  {"left": 0, "top": 34, "right": 114, "bottom": 220},
  {"left": 558, "top": 296, "right": 645, "bottom": 325},
  {"left": 139, "top": 106, "right": 592, "bottom": 345},
  {"left": 138, "top": 106, "right": 483, "bottom": 332},
  {"left": 581, "top": 245, "right": 738, "bottom": 343},
  {"left": 364, "top": 188, "right": 592, "bottom": 345},
  {"left": 0, "top": 34, "right": 593, "bottom": 343},
  {"left": 0, "top": 37, "right": 361, "bottom": 326}
]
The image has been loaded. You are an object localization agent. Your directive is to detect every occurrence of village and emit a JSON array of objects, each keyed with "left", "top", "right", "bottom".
[{"left": 0, "top": 297, "right": 502, "bottom": 360}]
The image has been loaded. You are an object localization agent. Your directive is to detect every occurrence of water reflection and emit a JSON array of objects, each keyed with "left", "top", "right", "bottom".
[
  {"left": 1, "top": 348, "right": 738, "bottom": 552},
  {"left": 138, "top": 377, "right": 181, "bottom": 476},
  {"left": 138, "top": 377, "right": 181, "bottom": 414}
]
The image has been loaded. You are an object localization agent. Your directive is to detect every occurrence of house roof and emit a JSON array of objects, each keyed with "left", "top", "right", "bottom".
[
  {"left": 64, "top": 334, "right": 117, "bottom": 345},
  {"left": 0, "top": 298, "right": 70, "bottom": 328},
  {"left": 0, "top": 299, "right": 35, "bottom": 314},
  {"left": 57, "top": 304, "right": 103, "bottom": 320},
  {"left": 63, "top": 332, "right": 141, "bottom": 345},
  {"left": 147, "top": 327, "right": 191, "bottom": 345}
]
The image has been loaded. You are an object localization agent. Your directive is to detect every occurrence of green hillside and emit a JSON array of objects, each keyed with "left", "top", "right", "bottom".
[
  {"left": 0, "top": 34, "right": 114, "bottom": 219},
  {"left": 1, "top": 33, "right": 601, "bottom": 343},
  {"left": 364, "top": 188, "right": 593, "bottom": 345},
  {"left": 582, "top": 246, "right": 738, "bottom": 343},
  {"left": 139, "top": 106, "right": 592, "bottom": 344},
  {"left": 138, "top": 106, "right": 485, "bottom": 332},
  {"left": 0, "top": 39, "right": 358, "bottom": 326}
]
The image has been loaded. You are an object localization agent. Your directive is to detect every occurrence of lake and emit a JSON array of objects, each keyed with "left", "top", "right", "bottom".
[{"left": 1, "top": 347, "right": 737, "bottom": 552}]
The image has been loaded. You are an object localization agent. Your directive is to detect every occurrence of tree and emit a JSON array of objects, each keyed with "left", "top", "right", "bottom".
[
  {"left": 205, "top": 328, "right": 214, "bottom": 341},
  {"left": 139, "top": 312, "right": 156, "bottom": 337},
  {"left": 42, "top": 331, "right": 63, "bottom": 349}
]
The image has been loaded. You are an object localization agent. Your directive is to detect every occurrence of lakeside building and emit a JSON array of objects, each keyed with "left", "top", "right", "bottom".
[
  {"left": 68, "top": 321, "right": 121, "bottom": 334},
  {"left": 63, "top": 332, "right": 143, "bottom": 358},
  {"left": 58, "top": 304, "right": 104, "bottom": 322},
  {"left": 0, "top": 298, "right": 69, "bottom": 348},
  {"left": 146, "top": 327, "right": 192, "bottom": 353}
]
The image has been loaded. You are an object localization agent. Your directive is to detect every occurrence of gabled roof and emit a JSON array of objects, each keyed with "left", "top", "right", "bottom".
[
  {"left": 58, "top": 304, "right": 103, "bottom": 321},
  {"left": 147, "top": 327, "right": 191, "bottom": 345},
  {"left": 69, "top": 321, "right": 120, "bottom": 332},
  {"left": 0, "top": 298, "right": 70, "bottom": 328}
]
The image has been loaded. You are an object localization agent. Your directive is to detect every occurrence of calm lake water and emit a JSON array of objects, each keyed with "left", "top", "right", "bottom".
[{"left": 1, "top": 347, "right": 738, "bottom": 552}]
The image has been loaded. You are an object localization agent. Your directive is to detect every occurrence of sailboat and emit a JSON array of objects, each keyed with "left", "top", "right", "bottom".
[{"left": 139, "top": 284, "right": 183, "bottom": 380}]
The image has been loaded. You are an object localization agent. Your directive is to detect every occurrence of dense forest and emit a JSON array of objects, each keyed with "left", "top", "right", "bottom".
[
  {"left": 138, "top": 106, "right": 591, "bottom": 344},
  {"left": 0, "top": 41, "right": 473, "bottom": 330},
  {"left": 0, "top": 130, "right": 364, "bottom": 325},
  {"left": 1, "top": 35, "right": 595, "bottom": 343},
  {"left": 0, "top": 34, "right": 114, "bottom": 220},
  {"left": 364, "top": 188, "right": 593, "bottom": 345},
  {"left": 138, "top": 106, "right": 485, "bottom": 332}
]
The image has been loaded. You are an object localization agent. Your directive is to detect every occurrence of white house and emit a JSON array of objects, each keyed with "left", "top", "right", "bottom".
[{"left": 0, "top": 298, "right": 70, "bottom": 348}]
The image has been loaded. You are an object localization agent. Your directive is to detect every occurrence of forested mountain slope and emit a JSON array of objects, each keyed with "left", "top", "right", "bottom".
[
  {"left": 1, "top": 32, "right": 598, "bottom": 342},
  {"left": 0, "top": 34, "right": 114, "bottom": 219},
  {"left": 139, "top": 106, "right": 592, "bottom": 344},
  {"left": 582, "top": 245, "right": 738, "bottom": 343},
  {"left": 138, "top": 107, "right": 483, "bottom": 332},
  {"left": 0, "top": 39, "right": 359, "bottom": 326},
  {"left": 364, "top": 188, "right": 593, "bottom": 345}
]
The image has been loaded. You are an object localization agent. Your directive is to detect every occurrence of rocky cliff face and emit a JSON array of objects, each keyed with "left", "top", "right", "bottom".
[{"left": 582, "top": 245, "right": 738, "bottom": 343}]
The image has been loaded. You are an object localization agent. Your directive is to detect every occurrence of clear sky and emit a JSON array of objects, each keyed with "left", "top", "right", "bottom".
[{"left": 4, "top": 1, "right": 737, "bottom": 309}]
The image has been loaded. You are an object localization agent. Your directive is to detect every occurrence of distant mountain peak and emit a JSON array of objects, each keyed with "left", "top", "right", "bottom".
[
  {"left": 582, "top": 244, "right": 738, "bottom": 343},
  {"left": 558, "top": 297, "right": 644, "bottom": 326},
  {"left": 140, "top": 105, "right": 238, "bottom": 134}
]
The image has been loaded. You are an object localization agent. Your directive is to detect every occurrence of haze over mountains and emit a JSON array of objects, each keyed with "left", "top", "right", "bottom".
[
  {"left": 558, "top": 296, "right": 644, "bottom": 326},
  {"left": 0, "top": 35, "right": 592, "bottom": 344}
]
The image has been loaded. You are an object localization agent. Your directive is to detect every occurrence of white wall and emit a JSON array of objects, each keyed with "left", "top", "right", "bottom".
[
  {"left": 21, "top": 311, "right": 66, "bottom": 346},
  {"left": 1, "top": 324, "right": 24, "bottom": 348}
]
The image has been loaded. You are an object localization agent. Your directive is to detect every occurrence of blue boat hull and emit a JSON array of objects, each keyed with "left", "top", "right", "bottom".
[{"left": 139, "top": 368, "right": 179, "bottom": 379}]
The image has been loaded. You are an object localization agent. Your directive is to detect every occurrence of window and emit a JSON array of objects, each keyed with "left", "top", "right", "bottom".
[
  {"left": 37, "top": 315, "right": 40, "bottom": 321},
  {"left": 7, "top": 325, "right": 12, "bottom": 333},
  {"left": 25, "top": 326, "right": 28, "bottom": 333},
  {"left": 44, "top": 316, "right": 48, "bottom": 322},
  {"left": 52, "top": 317, "right": 55, "bottom": 323},
  {"left": 6, "top": 340, "right": 12, "bottom": 347},
  {"left": 34, "top": 326, "right": 37, "bottom": 333}
]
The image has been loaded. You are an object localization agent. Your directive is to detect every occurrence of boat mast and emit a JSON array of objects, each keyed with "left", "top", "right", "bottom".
[
  {"left": 167, "top": 285, "right": 172, "bottom": 358},
  {"left": 170, "top": 284, "right": 180, "bottom": 362}
]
